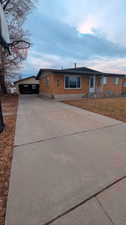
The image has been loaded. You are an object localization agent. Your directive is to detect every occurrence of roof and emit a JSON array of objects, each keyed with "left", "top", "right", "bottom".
[
  {"left": 63, "top": 66, "right": 102, "bottom": 74},
  {"left": 36, "top": 67, "right": 126, "bottom": 79},
  {"left": 14, "top": 76, "right": 36, "bottom": 84}
]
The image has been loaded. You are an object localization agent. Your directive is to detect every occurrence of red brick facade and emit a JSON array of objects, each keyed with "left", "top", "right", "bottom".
[
  {"left": 39, "top": 71, "right": 125, "bottom": 99},
  {"left": 122, "top": 78, "right": 126, "bottom": 94},
  {"left": 95, "top": 77, "right": 123, "bottom": 97}
]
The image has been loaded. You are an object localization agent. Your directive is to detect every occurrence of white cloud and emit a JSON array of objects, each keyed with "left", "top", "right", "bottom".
[
  {"left": 77, "top": 15, "right": 97, "bottom": 34},
  {"left": 69, "top": 0, "right": 126, "bottom": 46},
  {"left": 23, "top": 0, "right": 126, "bottom": 76},
  {"left": 20, "top": 50, "right": 77, "bottom": 75},
  {"left": 84, "top": 57, "right": 126, "bottom": 74},
  {"left": 21, "top": 48, "right": 126, "bottom": 76}
]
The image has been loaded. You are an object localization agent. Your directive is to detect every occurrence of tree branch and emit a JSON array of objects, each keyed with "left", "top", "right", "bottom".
[{"left": 3, "top": 0, "right": 11, "bottom": 10}]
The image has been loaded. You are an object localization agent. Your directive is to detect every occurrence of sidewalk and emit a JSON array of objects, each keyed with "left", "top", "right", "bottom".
[{"left": 5, "top": 95, "right": 126, "bottom": 225}]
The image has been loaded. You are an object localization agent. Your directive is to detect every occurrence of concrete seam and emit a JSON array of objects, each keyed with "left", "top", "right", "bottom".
[
  {"left": 95, "top": 196, "right": 115, "bottom": 225},
  {"left": 41, "top": 175, "right": 126, "bottom": 225},
  {"left": 14, "top": 122, "right": 123, "bottom": 149}
]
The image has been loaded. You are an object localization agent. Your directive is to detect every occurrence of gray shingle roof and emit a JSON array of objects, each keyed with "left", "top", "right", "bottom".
[{"left": 36, "top": 67, "right": 126, "bottom": 79}]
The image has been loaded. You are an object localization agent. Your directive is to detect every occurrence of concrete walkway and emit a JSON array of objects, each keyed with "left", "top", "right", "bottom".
[{"left": 5, "top": 95, "right": 126, "bottom": 225}]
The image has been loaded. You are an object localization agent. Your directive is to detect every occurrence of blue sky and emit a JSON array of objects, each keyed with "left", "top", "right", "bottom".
[{"left": 21, "top": 0, "right": 126, "bottom": 77}]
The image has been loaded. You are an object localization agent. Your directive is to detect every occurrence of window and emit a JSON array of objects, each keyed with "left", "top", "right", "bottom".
[
  {"left": 124, "top": 82, "right": 126, "bottom": 87},
  {"left": 45, "top": 78, "right": 49, "bottom": 88},
  {"left": 113, "top": 77, "right": 119, "bottom": 85},
  {"left": 100, "top": 77, "right": 107, "bottom": 85},
  {"left": 90, "top": 77, "right": 94, "bottom": 88},
  {"left": 65, "top": 76, "right": 81, "bottom": 89},
  {"left": 57, "top": 80, "right": 60, "bottom": 88}
]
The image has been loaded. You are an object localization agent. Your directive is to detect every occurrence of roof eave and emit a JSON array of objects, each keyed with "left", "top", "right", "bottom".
[{"left": 14, "top": 76, "right": 36, "bottom": 84}]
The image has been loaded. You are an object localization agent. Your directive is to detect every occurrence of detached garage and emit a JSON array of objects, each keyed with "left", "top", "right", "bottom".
[{"left": 14, "top": 76, "right": 39, "bottom": 94}]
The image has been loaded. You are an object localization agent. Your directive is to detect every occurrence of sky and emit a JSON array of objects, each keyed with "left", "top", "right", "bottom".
[{"left": 20, "top": 0, "right": 126, "bottom": 77}]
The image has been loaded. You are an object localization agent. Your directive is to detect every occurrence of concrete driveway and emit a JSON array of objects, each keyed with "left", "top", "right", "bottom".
[{"left": 5, "top": 95, "right": 126, "bottom": 225}]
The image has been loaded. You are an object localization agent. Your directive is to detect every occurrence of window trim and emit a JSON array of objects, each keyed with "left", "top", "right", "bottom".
[
  {"left": 123, "top": 81, "right": 126, "bottom": 87},
  {"left": 57, "top": 79, "right": 61, "bottom": 88},
  {"left": 112, "top": 77, "right": 120, "bottom": 85},
  {"left": 100, "top": 76, "right": 108, "bottom": 85},
  {"left": 45, "top": 77, "right": 49, "bottom": 88},
  {"left": 64, "top": 75, "right": 81, "bottom": 89}
]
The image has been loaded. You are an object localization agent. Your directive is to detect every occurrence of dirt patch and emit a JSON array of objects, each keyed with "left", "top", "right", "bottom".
[
  {"left": 0, "top": 95, "right": 18, "bottom": 225},
  {"left": 64, "top": 97, "right": 126, "bottom": 122}
]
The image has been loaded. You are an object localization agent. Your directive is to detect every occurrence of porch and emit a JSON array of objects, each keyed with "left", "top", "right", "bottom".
[{"left": 88, "top": 75, "right": 123, "bottom": 97}]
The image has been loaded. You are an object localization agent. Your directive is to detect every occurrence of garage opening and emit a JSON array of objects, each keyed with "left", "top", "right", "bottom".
[{"left": 19, "top": 84, "right": 39, "bottom": 94}]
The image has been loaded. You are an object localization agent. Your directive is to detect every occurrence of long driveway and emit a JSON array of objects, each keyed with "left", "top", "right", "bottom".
[{"left": 5, "top": 95, "right": 126, "bottom": 225}]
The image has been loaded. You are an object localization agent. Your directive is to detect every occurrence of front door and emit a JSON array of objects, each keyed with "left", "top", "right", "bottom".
[{"left": 89, "top": 76, "right": 95, "bottom": 93}]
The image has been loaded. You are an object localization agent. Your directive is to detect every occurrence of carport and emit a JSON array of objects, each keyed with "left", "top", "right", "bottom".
[
  {"left": 14, "top": 76, "right": 39, "bottom": 94},
  {"left": 19, "top": 84, "right": 39, "bottom": 94}
]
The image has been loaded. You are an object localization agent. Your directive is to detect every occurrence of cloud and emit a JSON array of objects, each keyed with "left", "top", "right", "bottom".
[
  {"left": 21, "top": 0, "right": 126, "bottom": 76},
  {"left": 84, "top": 57, "right": 126, "bottom": 74},
  {"left": 74, "top": 0, "right": 126, "bottom": 46},
  {"left": 21, "top": 50, "right": 126, "bottom": 77},
  {"left": 77, "top": 15, "right": 97, "bottom": 34},
  {"left": 21, "top": 50, "right": 78, "bottom": 75},
  {"left": 26, "top": 11, "right": 126, "bottom": 60}
]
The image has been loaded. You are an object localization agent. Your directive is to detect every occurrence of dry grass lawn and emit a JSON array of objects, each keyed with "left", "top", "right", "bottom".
[{"left": 64, "top": 97, "right": 126, "bottom": 122}]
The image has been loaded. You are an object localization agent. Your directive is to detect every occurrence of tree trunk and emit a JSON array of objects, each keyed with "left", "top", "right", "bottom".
[
  {"left": 0, "top": 46, "right": 7, "bottom": 94},
  {"left": 0, "top": 100, "right": 4, "bottom": 133},
  {"left": 0, "top": 71, "right": 7, "bottom": 94}
]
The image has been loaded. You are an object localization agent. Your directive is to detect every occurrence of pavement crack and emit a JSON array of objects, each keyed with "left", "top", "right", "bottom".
[
  {"left": 14, "top": 122, "right": 123, "bottom": 149},
  {"left": 95, "top": 196, "right": 115, "bottom": 225},
  {"left": 41, "top": 175, "right": 126, "bottom": 225}
]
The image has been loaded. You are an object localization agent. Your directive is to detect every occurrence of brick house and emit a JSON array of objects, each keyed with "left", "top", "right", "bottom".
[{"left": 36, "top": 67, "right": 126, "bottom": 100}]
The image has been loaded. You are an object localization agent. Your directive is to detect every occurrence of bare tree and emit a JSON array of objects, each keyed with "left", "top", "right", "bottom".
[
  {"left": 1, "top": 0, "right": 35, "bottom": 18},
  {"left": 0, "top": 0, "right": 35, "bottom": 93}
]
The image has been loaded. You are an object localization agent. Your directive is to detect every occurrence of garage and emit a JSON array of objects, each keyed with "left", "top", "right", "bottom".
[
  {"left": 19, "top": 84, "right": 39, "bottom": 94},
  {"left": 14, "top": 76, "right": 39, "bottom": 94}
]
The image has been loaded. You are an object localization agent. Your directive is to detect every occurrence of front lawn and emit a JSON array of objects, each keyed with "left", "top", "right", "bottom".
[{"left": 64, "top": 97, "right": 126, "bottom": 122}]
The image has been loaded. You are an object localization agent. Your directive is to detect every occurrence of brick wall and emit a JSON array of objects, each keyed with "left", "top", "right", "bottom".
[
  {"left": 39, "top": 72, "right": 89, "bottom": 99},
  {"left": 96, "top": 77, "right": 123, "bottom": 97},
  {"left": 39, "top": 72, "right": 55, "bottom": 98},
  {"left": 39, "top": 72, "right": 124, "bottom": 99},
  {"left": 52, "top": 74, "right": 89, "bottom": 95},
  {"left": 122, "top": 78, "right": 126, "bottom": 94}
]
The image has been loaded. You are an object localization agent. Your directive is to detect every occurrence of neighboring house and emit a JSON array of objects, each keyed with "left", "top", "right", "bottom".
[
  {"left": 14, "top": 76, "right": 39, "bottom": 94},
  {"left": 36, "top": 67, "right": 126, "bottom": 100},
  {"left": 122, "top": 78, "right": 126, "bottom": 95}
]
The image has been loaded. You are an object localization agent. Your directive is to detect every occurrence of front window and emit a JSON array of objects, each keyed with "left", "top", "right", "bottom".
[
  {"left": 45, "top": 78, "right": 49, "bottom": 88},
  {"left": 57, "top": 80, "right": 61, "bottom": 88},
  {"left": 100, "top": 77, "right": 107, "bottom": 85},
  {"left": 65, "top": 76, "right": 81, "bottom": 89},
  {"left": 113, "top": 77, "right": 119, "bottom": 85}
]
